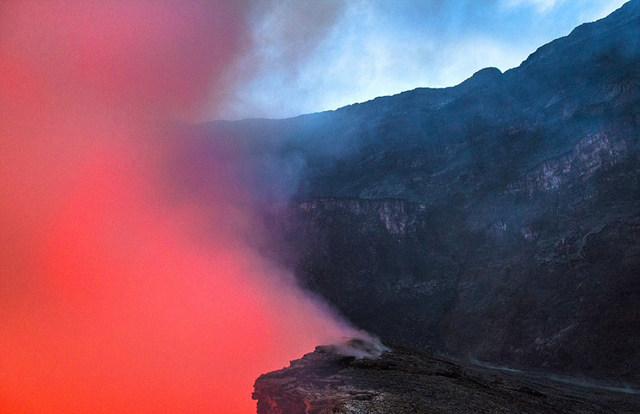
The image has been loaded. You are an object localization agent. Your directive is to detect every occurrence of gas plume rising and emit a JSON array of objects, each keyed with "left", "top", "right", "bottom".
[{"left": 0, "top": 2, "right": 360, "bottom": 412}]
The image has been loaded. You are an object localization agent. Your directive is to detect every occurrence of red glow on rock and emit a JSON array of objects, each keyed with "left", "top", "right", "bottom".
[{"left": 0, "top": 2, "right": 353, "bottom": 413}]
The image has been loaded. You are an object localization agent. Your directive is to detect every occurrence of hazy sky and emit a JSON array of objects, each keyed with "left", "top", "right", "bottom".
[{"left": 215, "top": 0, "right": 628, "bottom": 120}]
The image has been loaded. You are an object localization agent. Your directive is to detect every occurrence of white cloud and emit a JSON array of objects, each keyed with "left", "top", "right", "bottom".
[
  {"left": 213, "top": 0, "right": 631, "bottom": 120},
  {"left": 578, "top": 0, "right": 628, "bottom": 21},
  {"left": 502, "top": 0, "right": 562, "bottom": 13}
]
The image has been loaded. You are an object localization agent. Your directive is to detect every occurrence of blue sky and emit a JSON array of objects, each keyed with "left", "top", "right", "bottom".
[{"left": 214, "top": 0, "right": 629, "bottom": 120}]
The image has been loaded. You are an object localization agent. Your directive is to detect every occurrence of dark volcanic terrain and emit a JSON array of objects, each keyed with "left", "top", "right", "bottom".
[
  {"left": 186, "top": 0, "right": 640, "bottom": 391},
  {"left": 253, "top": 340, "right": 640, "bottom": 414}
]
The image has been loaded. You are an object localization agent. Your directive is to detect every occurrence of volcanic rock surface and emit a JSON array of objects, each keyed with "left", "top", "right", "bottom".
[
  {"left": 188, "top": 0, "right": 640, "bottom": 383},
  {"left": 253, "top": 340, "right": 640, "bottom": 414}
]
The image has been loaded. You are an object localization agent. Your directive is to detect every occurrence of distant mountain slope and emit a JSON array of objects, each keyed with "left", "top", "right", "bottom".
[{"left": 192, "top": 0, "right": 640, "bottom": 382}]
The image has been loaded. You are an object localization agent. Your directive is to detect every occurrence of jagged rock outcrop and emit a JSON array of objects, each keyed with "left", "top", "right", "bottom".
[{"left": 253, "top": 340, "right": 640, "bottom": 414}]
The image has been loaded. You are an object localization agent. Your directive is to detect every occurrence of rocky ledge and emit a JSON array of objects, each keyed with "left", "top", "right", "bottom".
[{"left": 253, "top": 340, "right": 640, "bottom": 414}]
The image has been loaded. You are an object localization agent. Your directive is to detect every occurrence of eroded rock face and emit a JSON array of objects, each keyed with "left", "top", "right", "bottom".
[
  {"left": 253, "top": 340, "right": 640, "bottom": 414},
  {"left": 273, "top": 189, "right": 640, "bottom": 381}
]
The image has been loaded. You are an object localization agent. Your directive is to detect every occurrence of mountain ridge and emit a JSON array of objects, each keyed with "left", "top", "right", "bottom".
[{"left": 182, "top": 0, "right": 640, "bottom": 383}]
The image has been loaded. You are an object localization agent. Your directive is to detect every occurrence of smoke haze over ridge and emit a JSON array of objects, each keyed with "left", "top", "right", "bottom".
[{"left": 0, "top": 2, "right": 364, "bottom": 412}]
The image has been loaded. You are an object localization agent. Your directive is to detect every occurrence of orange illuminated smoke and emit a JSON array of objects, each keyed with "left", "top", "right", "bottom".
[{"left": 0, "top": 2, "right": 355, "bottom": 413}]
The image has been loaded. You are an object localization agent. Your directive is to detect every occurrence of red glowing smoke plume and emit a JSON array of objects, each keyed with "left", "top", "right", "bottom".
[{"left": 0, "top": 2, "right": 356, "bottom": 412}]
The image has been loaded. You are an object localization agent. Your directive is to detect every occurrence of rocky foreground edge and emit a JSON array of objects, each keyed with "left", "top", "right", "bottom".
[{"left": 253, "top": 339, "right": 640, "bottom": 414}]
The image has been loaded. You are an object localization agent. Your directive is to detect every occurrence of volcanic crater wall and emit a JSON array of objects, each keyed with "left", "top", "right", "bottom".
[{"left": 205, "top": 0, "right": 640, "bottom": 382}]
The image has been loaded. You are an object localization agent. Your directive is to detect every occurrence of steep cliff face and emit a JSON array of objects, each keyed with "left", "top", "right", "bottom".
[
  {"left": 192, "top": 1, "right": 640, "bottom": 383},
  {"left": 507, "top": 129, "right": 631, "bottom": 195},
  {"left": 276, "top": 186, "right": 640, "bottom": 381},
  {"left": 253, "top": 340, "right": 640, "bottom": 414},
  {"left": 271, "top": 198, "right": 455, "bottom": 353}
]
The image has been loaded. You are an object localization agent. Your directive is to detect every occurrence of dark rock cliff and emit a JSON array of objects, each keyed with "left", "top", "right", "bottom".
[
  {"left": 272, "top": 193, "right": 640, "bottom": 382},
  {"left": 189, "top": 1, "right": 640, "bottom": 383}
]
